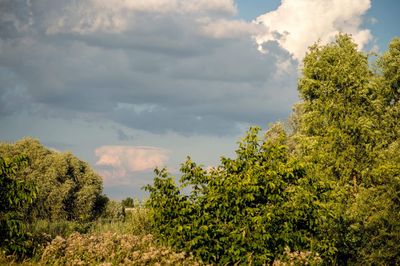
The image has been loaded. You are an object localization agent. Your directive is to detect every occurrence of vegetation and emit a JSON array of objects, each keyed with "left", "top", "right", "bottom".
[
  {"left": 122, "top": 197, "right": 138, "bottom": 208},
  {"left": 0, "top": 138, "right": 107, "bottom": 223},
  {"left": 145, "top": 35, "right": 400, "bottom": 265},
  {"left": 0, "top": 155, "right": 37, "bottom": 257},
  {"left": 39, "top": 233, "right": 203, "bottom": 265},
  {"left": 0, "top": 139, "right": 109, "bottom": 260},
  {"left": 0, "top": 34, "right": 399, "bottom": 265}
]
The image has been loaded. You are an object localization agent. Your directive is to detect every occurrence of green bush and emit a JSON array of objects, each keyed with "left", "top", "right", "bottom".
[
  {"left": 0, "top": 155, "right": 37, "bottom": 258},
  {"left": 145, "top": 125, "right": 325, "bottom": 264},
  {"left": 98, "top": 200, "right": 125, "bottom": 222}
]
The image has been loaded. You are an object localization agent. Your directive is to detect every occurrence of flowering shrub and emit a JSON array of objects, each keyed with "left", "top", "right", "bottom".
[
  {"left": 40, "top": 232, "right": 204, "bottom": 265},
  {"left": 272, "top": 247, "right": 322, "bottom": 265}
]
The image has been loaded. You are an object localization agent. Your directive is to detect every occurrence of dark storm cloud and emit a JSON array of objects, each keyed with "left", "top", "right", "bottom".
[{"left": 0, "top": 0, "right": 298, "bottom": 136}]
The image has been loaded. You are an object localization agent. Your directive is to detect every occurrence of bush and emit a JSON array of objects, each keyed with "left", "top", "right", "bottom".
[
  {"left": 98, "top": 200, "right": 125, "bottom": 222},
  {"left": 40, "top": 232, "right": 204, "bottom": 265},
  {"left": 145, "top": 125, "right": 326, "bottom": 264},
  {"left": 0, "top": 155, "right": 37, "bottom": 258}
]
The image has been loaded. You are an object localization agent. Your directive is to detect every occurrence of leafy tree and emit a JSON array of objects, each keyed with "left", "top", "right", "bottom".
[
  {"left": 146, "top": 125, "right": 323, "bottom": 264},
  {"left": 292, "top": 34, "right": 400, "bottom": 264},
  {"left": 146, "top": 34, "right": 400, "bottom": 265},
  {"left": 344, "top": 38, "right": 400, "bottom": 265},
  {"left": 0, "top": 155, "right": 37, "bottom": 257},
  {"left": 121, "top": 197, "right": 135, "bottom": 208},
  {"left": 0, "top": 138, "right": 107, "bottom": 222},
  {"left": 295, "top": 34, "right": 384, "bottom": 188}
]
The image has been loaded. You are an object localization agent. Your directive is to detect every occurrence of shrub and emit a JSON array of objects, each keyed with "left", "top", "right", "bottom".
[
  {"left": 145, "top": 125, "right": 326, "bottom": 264},
  {"left": 0, "top": 155, "right": 37, "bottom": 258},
  {"left": 40, "top": 232, "right": 204, "bottom": 265},
  {"left": 98, "top": 200, "right": 125, "bottom": 222}
]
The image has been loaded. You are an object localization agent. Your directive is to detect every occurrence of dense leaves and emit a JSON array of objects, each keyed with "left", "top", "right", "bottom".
[
  {"left": 0, "top": 138, "right": 107, "bottom": 222},
  {"left": 146, "top": 35, "right": 400, "bottom": 265},
  {"left": 0, "top": 155, "right": 37, "bottom": 256},
  {"left": 294, "top": 34, "right": 400, "bottom": 264},
  {"left": 146, "top": 125, "right": 324, "bottom": 264}
]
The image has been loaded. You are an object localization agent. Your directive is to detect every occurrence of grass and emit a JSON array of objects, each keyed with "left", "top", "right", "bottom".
[{"left": 89, "top": 207, "right": 151, "bottom": 236}]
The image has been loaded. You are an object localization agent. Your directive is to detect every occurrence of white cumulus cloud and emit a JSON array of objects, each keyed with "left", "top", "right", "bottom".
[{"left": 254, "top": 0, "right": 372, "bottom": 60}]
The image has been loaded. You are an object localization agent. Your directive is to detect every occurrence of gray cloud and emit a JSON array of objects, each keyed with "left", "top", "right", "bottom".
[
  {"left": 0, "top": 0, "right": 298, "bottom": 136},
  {"left": 117, "top": 129, "right": 132, "bottom": 142}
]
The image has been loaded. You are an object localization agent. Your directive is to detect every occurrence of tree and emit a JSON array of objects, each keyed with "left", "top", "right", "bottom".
[
  {"left": 121, "top": 197, "right": 135, "bottom": 208},
  {"left": 295, "top": 34, "right": 385, "bottom": 188},
  {"left": 0, "top": 155, "right": 37, "bottom": 256},
  {"left": 292, "top": 34, "right": 400, "bottom": 264},
  {"left": 0, "top": 138, "right": 107, "bottom": 222},
  {"left": 145, "top": 35, "right": 400, "bottom": 265},
  {"left": 146, "top": 125, "right": 323, "bottom": 264}
]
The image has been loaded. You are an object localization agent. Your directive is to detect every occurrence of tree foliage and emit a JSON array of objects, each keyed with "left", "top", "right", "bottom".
[
  {"left": 146, "top": 35, "right": 400, "bottom": 265},
  {"left": 146, "top": 125, "right": 325, "bottom": 264},
  {"left": 293, "top": 34, "right": 400, "bottom": 264},
  {"left": 121, "top": 197, "right": 135, "bottom": 208},
  {"left": 0, "top": 155, "right": 37, "bottom": 256},
  {"left": 0, "top": 138, "right": 107, "bottom": 223}
]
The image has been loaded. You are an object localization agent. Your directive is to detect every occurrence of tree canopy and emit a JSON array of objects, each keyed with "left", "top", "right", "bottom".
[{"left": 0, "top": 138, "right": 107, "bottom": 223}]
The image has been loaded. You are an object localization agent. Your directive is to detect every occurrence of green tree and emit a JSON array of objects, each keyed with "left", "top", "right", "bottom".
[
  {"left": 146, "top": 125, "right": 323, "bottom": 264},
  {"left": 295, "top": 34, "right": 383, "bottom": 188},
  {"left": 145, "top": 34, "right": 400, "bottom": 265},
  {"left": 0, "top": 155, "right": 37, "bottom": 257},
  {"left": 0, "top": 138, "right": 107, "bottom": 222},
  {"left": 292, "top": 34, "right": 400, "bottom": 264},
  {"left": 344, "top": 38, "right": 400, "bottom": 265},
  {"left": 121, "top": 197, "right": 135, "bottom": 208}
]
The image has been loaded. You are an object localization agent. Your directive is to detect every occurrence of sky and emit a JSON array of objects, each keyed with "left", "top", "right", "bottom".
[{"left": 0, "top": 0, "right": 399, "bottom": 200}]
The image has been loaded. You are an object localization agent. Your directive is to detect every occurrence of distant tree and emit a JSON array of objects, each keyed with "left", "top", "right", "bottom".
[
  {"left": 121, "top": 197, "right": 135, "bottom": 208},
  {"left": 0, "top": 138, "right": 107, "bottom": 222},
  {"left": 100, "top": 200, "right": 125, "bottom": 222}
]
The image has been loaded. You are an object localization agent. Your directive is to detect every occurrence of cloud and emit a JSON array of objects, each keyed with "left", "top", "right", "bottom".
[
  {"left": 116, "top": 129, "right": 132, "bottom": 141},
  {"left": 0, "top": 0, "right": 299, "bottom": 136},
  {"left": 45, "top": 0, "right": 237, "bottom": 35},
  {"left": 0, "top": 0, "right": 372, "bottom": 138},
  {"left": 90, "top": 0, "right": 237, "bottom": 15},
  {"left": 200, "top": 18, "right": 265, "bottom": 39},
  {"left": 95, "top": 145, "right": 169, "bottom": 185},
  {"left": 254, "top": 0, "right": 372, "bottom": 60}
]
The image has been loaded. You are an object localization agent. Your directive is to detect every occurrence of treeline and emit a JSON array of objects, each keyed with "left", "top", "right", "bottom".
[{"left": 145, "top": 35, "right": 400, "bottom": 265}]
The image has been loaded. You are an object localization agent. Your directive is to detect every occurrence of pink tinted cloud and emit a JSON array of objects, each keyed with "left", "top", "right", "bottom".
[{"left": 95, "top": 145, "right": 169, "bottom": 185}]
